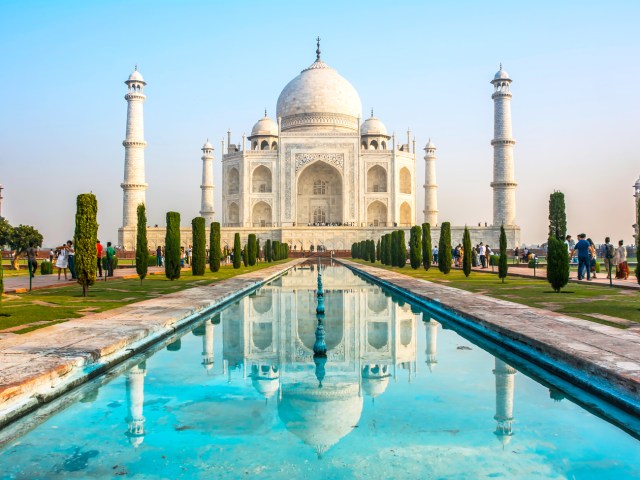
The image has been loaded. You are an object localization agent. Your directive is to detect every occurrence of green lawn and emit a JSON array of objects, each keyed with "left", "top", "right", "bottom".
[
  {"left": 0, "top": 260, "right": 291, "bottom": 334},
  {"left": 350, "top": 259, "right": 640, "bottom": 327}
]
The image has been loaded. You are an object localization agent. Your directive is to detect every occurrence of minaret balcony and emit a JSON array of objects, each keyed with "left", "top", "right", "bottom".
[
  {"left": 125, "top": 92, "right": 146, "bottom": 101},
  {"left": 490, "top": 139, "right": 516, "bottom": 146},
  {"left": 121, "top": 182, "right": 148, "bottom": 189},
  {"left": 490, "top": 181, "right": 518, "bottom": 188},
  {"left": 122, "top": 139, "right": 148, "bottom": 147}
]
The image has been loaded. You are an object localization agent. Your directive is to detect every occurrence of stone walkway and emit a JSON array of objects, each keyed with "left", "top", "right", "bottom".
[
  {"left": 1, "top": 266, "right": 167, "bottom": 294},
  {"left": 340, "top": 259, "right": 640, "bottom": 414},
  {"left": 0, "top": 259, "right": 305, "bottom": 428}
]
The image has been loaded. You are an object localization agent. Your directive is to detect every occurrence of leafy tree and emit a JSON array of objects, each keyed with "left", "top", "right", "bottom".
[
  {"left": 136, "top": 204, "right": 149, "bottom": 283},
  {"left": 549, "top": 191, "right": 567, "bottom": 241},
  {"left": 265, "top": 239, "right": 272, "bottom": 262},
  {"left": 398, "top": 230, "right": 407, "bottom": 268},
  {"left": 438, "top": 222, "right": 452, "bottom": 274},
  {"left": 191, "top": 217, "right": 206, "bottom": 275},
  {"left": 74, "top": 194, "right": 98, "bottom": 297},
  {"left": 242, "top": 244, "right": 248, "bottom": 267},
  {"left": 422, "top": 223, "right": 431, "bottom": 271},
  {"left": 376, "top": 239, "right": 381, "bottom": 261},
  {"left": 498, "top": 225, "right": 508, "bottom": 283},
  {"left": 7, "top": 224, "right": 43, "bottom": 270},
  {"left": 248, "top": 234, "right": 257, "bottom": 266},
  {"left": 165, "top": 212, "right": 181, "bottom": 280},
  {"left": 0, "top": 217, "right": 12, "bottom": 250},
  {"left": 547, "top": 235, "right": 569, "bottom": 292},
  {"left": 233, "top": 233, "right": 242, "bottom": 269},
  {"left": 369, "top": 239, "right": 376, "bottom": 264},
  {"left": 462, "top": 226, "right": 472, "bottom": 277},
  {"left": 209, "top": 222, "right": 221, "bottom": 272},
  {"left": 409, "top": 225, "right": 422, "bottom": 269}
]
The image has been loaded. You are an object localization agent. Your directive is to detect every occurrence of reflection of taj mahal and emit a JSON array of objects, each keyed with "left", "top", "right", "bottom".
[{"left": 118, "top": 40, "right": 520, "bottom": 249}]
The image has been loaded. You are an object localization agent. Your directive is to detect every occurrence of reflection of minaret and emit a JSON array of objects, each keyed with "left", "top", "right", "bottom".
[
  {"left": 424, "top": 319, "right": 439, "bottom": 372},
  {"left": 125, "top": 361, "right": 147, "bottom": 448},
  {"left": 493, "top": 357, "right": 517, "bottom": 447},
  {"left": 202, "top": 319, "right": 214, "bottom": 371},
  {"left": 313, "top": 261, "right": 327, "bottom": 388}
]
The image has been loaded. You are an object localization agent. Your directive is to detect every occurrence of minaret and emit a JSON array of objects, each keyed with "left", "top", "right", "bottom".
[
  {"left": 493, "top": 357, "right": 517, "bottom": 447},
  {"left": 125, "top": 361, "right": 147, "bottom": 448},
  {"left": 423, "top": 140, "right": 438, "bottom": 226},
  {"left": 490, "top": 64, "right": 517, "bottom": 226},
  {"left": 424, "top": 318, "right": 439, "bottom": 371},
  {"left": 121, "top": 66, "right": 148, "bottom": 233},
  {"left": 202, "top": 319, "right": 214, "bottom": 372},
  {"left": 200, "top": 140, "right": 215, "bottom": 225}
]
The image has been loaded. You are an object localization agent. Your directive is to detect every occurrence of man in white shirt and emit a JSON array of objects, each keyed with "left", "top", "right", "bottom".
[{"left": 479, "top": 243, "right": 486, "bottom": 268}]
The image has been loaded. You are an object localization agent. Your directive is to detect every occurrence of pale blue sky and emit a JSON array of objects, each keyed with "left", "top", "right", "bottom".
[{"left": 1, "top": 0, "right": 638, "bottom": 246}]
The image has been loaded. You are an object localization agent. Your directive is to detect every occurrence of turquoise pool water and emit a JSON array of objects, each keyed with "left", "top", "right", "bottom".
[{"left": 0, "top": 262, "right": 639, "bottom": 479}]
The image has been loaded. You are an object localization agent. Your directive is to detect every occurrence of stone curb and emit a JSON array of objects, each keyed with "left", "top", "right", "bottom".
[
  {"left": 338, "top": 259, "right": 640, "bottom": 417},
  {"left": 0, "top": 259, "right": 305, "bottom": 429}
]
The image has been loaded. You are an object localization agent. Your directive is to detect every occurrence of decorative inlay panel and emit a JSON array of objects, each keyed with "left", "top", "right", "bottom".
[{"left": 295, "top": 153, "right": 344, "bottom": 172}]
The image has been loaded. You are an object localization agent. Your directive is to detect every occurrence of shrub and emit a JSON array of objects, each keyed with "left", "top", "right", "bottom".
[
  {"left": 398, "top": 230, "right": 407, "bottom": 268},
  {"left": 165, "top": 212, "right": 181, "bottom": 280},
  {"left": 438, "top": 222, "right": 452, "bottom": 274},
  {"left": 147, "top": 255, "right": 157, "bottom": 267},
  {"left": 422, "top": 223, "right": 431, "bottom": 271},
  {"left": 191, "top": 217, "right": 206, "bottom": 276},
  {"left": 498, "top": 225, "right": 508, "bottom": 283},
  {"left": 40, "top": 260, "right": 53, "bottom": 275},
  {"left": 233, "top": 233, "right": 242, "bottom": 268},
  {"left": 209, "top": 222, "right": 221, "bottom": 272},
  {"left": 462, "top": 226, "right": 472, "bottom": 277},
  {"left": 136, "top": 204, "right": 149, "bottom": 283},
  {"left": 74, "top": 193, "right": 98, "bottom": 296},
  {"left": 409, "top": 225, "right": 422, "bottom": 269},
  {"left": 547, "top": 235, "right": 569, "bottom": 292},
  {"left": 248, "top": 234, "right": 257, "bottom": 266}
]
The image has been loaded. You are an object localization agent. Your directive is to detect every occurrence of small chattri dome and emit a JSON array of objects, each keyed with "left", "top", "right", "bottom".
[
  {"left": 127, "top": 66, "right": 145, "bottom": 83},
  {"left": 425, "top": 138, "right": 436, "bottom": 150},
  {"left": 202, "top": 139, "right": 213, "bottom": 150},
  {"left": 361, "top": 112, "right": 388, "bottom": 136},
  {"left": 493, "top": 64, "right": 510, "bottom": 81},
  {"left": 251, "top": 113, "right": 279, "bottom": 137}
]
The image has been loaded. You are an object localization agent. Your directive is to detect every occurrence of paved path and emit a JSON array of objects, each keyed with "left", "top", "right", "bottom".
[
  {"left": 466, "top": 263, "right": 639, "bottom": 290},
  {"left": 0, "top": 259, "right": 305, "bottom": 429},
  {"left": 340, "top": 259, "right": 640, "bottom": 414},
  {"left": 2, "top": 266, "right": 166, "bottom": 294}
]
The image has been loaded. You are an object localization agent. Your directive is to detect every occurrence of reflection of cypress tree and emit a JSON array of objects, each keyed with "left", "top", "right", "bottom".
[{"left": 167, "top": 338, "right": 182, "bottom": 351}]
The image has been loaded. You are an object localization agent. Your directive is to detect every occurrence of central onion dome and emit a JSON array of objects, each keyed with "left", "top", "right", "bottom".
[{"left": 276, "top": 45, "right": 362, "bottom": 132}]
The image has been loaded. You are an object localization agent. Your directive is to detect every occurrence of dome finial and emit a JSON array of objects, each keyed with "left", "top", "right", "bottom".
[
  {"left": 499, "top": 62, "right": 503, "bottom": 71},
  {"left": 370, "top": 108, "right": 374, "bottom": 118},
  {"left": 134, "top": 64, "right": 138, "bottom": 71},
  {"left": 316, "top": 36, "right": 321, "bottom": 60},
  {"left": 264, "top": 108, "right": 268, "bottom": 117}
]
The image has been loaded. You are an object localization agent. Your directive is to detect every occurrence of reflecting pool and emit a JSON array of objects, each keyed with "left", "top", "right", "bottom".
[{"left": 1, "top": 262, "right": 639, "bottom": 479}]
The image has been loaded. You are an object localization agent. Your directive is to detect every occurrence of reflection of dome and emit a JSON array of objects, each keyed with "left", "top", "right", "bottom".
[
  {"left": 494, "top": 429, "right": 513, "bottom": 447},
  {"left": 362, "top": 365, "right": 390, "bottom": 398},
  {"left": 251, "top": 114, "right": 278, "bottom": 137},
  {"left": 361, "top": 114, "right": 388, "bottom": 136},
  {"left": 251, "top": 365, "right": 279, "bottom": 398},
  {"left": 278, "top": 382, "right": 363, "bottom": 458},
  {"left": 276, "top": 58, "right": 362, "bottom": 132}
]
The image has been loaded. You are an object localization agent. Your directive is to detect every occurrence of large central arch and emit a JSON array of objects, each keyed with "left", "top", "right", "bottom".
[{"left": 296, "top": 161, "right": 343, "bottom": 225}]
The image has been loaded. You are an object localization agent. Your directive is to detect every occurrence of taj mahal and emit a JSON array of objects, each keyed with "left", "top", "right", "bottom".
[{"left": 118, "top": 40, "right": 520, "bottom": 250}]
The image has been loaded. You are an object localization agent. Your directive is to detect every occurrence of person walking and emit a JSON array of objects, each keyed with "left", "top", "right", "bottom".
[
  {"left": 601, "top": 237, "right": 615, "bottom": 279},
  {"left": 432, "top": 245, "right": 439, "bottom": 265},
  {"left": 106, "top": 241, "right": 116, "bottom": 277},
  {"left": 587, "top": 238, "right": 597, "bottom": 279},
  {"left": 572, "top": 234, "right": 591, "bottom": 280},
  {"left": 96, "top": 240, "right": 103, "bottom": 278},
  {"left": 156, "top": 245, "right": 162, "bottom": 267},
  {"left": 485, "top": 245, "right": 493, "bottom": 267},
  {"left": 614, "top": 240, "right": 629, "bottom": 279},
  {"left": 55, "top": 242, "right": 69, "bottom": 280},
  {"left": 67, "top": 240, "right": 76, "bottom": 279},
  {"left": 479, "top": 243, "right": 486, "bottom": 268},
  {"left": 26, "top": 242, "right": 38, "bottom": 278}
]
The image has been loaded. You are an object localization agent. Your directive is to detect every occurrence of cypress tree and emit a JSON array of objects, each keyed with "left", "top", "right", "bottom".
[
  {"left": 209, "top": 222, "right": 220, "bottom": 272},
  {"left": 369, "top": 239, "right": 376, "bottom": 263},
  {"left": 136, "top": 203, "right": 148, "bottom": 284},
  {"left": 422, "top": 223, "right": 432, "bottom": 271},
  {"left": 272, "top": 240, "right": 279, "bottom": 261},
  {"left": 248, "top": 234, "right": 257, "bottom": 266},
  {"left": 376, "top": 239, "right": 381, "bottom": 261},
  {"left": 232, "top": 233, "right": 241, "bottom": 269},
  {"left": 391, "top": 231, "right": 399, "bottom": 266},
  {"left": 285, "top": 243, "right": 289, "bottom": 258},
  {"left": 256, "top": 238, "right": 261, "bottom": 263},
  {"left": 398, "top": 230, "right": 407, "bottom": 268},
  {"left": 498, "top": 225, "right": 508, "bottom": 283},
  {"left": 265, "top": 239, "right": 272, "bottom": 262},
  {"left": 242, "top": 244, "right": 248, "bottom": 267},
  {"left": 636, "top": 197, "right": 640, "bottom": 284},
  {"left": 409, "top": 225, "right": 422, "bottom": 269},
  {"left": 462, "top": 226, "right": 472, "bottom": 277},
  {"left": 438, "top": 222, "right": 452, "bottom": 274},
  {"left": 74, "top": 193, "right": 98, "bottom": 296},
  {"left": 165, "top": 212, "right": 181, "bottom": 280},
  {"left": 191, "top": 217, "right": 206, "bottom": 275},
  {"left": 547, "top": 235, "right": 569, "bottom": 292},
  {"left": 380, "top": 235, "right": 387, "bottom": 264},
  {"left": 549, "top": 191, "right": 567, "bottom": 241},
  {"left": 351, "top": 242, "right": 357, "bottom": 259},
  {"left": 384, "top": 233, "right": 392, "bottom": 265}
]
